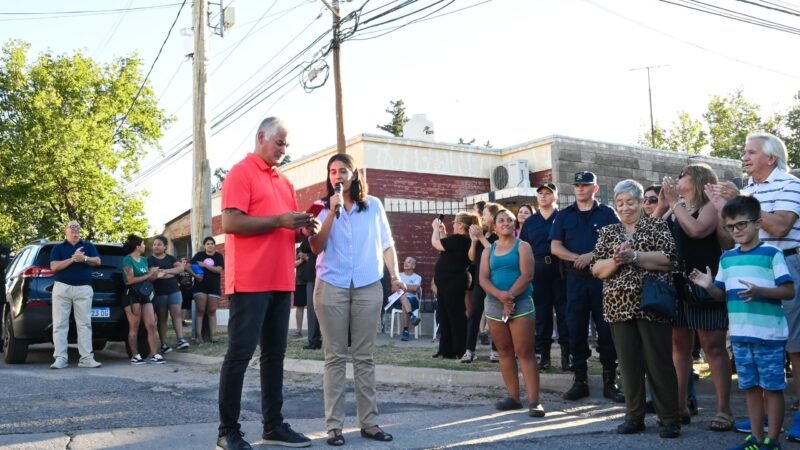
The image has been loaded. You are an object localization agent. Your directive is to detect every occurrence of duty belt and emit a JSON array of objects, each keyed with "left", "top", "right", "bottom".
[{"left": 535, "top": 255, "right": 556, "bottom": 264}]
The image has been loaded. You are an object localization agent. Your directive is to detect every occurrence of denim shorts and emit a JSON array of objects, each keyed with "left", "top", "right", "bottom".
[
  {"left": 153, "top": 291, "right": 183, "bottom": 308},
  {"left": 485, "top": 295, "right": 534, "bottom": 322},
  {"left": 732, "top": 341, "right": 787, "bottom": 391},
  {"left": 392, "top": 295, "right": 419, "bottom": 311}
]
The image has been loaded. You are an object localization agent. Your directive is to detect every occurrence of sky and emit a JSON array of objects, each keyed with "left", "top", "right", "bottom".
[{"left": 3, "top": 0, "right": 800, "bottom": 233}]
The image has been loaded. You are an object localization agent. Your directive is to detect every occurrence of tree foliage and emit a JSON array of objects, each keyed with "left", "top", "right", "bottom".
[
  {"left": 0, "top": 41, "right": 169, "bottom": 248},
  {"left": 703, "top": 88, "right": 762, "bottom": 159},
  {"left": 641, "top": 113, "right": 707, "bottom": 154},
  {"left": 376, "top": 99, "right": 408, "bottom": 137}
]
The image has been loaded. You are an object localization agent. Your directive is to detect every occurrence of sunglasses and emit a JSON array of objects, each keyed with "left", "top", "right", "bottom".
[
  {"left": 723, "top": 219, "right": 757, "bottom": 232},
  {"left": 643, "top": 196, "right": 658, "bottom": 205}
]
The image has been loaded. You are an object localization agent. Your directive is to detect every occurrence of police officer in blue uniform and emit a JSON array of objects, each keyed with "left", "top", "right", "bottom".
[
  {"left": 519, "top": 182, "right": 570, "bottom": 371},
  {"left": 550, "top": 171, "right": 624, "bottom": 402}
]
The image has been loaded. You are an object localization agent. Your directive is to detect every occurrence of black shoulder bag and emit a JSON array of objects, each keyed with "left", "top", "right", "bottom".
[{"left": 640, "top": 275, "right": 678, "bottom": 319}]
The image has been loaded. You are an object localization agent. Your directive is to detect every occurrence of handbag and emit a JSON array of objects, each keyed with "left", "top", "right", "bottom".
[
  {"left": 128, "top": 280, "right": 154, "bottom": 302},
  {"left": 673, "top": 272, "right": 715, "bottom": 304},
  {"left": 640, "top": 275, "right": 677, "bottom": 319}
]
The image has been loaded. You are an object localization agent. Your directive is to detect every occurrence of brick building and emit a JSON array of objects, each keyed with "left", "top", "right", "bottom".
[{"left": 161, "top": 133, "right": 743, "bottom": 311}]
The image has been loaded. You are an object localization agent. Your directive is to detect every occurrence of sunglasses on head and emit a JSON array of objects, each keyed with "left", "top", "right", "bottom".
[
  {"left": 723, "top": 219, "right": 757, "bottom": 232},
  {"left": 643, "top": 196, "right": 658, "bottom": 204}
]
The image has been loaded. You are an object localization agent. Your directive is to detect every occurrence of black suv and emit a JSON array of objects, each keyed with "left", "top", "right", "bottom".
[{"left": 2, "top": 240, "right": 129, "bottom": 363}]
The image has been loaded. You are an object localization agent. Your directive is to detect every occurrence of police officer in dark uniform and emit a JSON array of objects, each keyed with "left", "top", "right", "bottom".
[
  {"left": 550, "top": 171, "right": 624, "bottom": 403},
  {"left": 519, "top": 182, "right": 570, "bottom": 371}
]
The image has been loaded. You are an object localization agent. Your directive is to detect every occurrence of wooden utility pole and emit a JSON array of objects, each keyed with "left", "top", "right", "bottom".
[
  {"left": 192, "top": 0, "right": 212, "bottom": 254},
  {"left": 327, "top": 0, "right": 346, "bottom": 154},
  {"left": 630, "top": 64, "right": 668, "bottom": 148}
]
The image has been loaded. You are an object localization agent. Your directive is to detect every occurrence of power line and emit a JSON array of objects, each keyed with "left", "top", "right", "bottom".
[
  {"left": 583, "top": 0, "right": 800, "bottom": 78},
  {"left": 734, "top": 0, "right": 800, "bottom": 17},
  {"left": 654, "top": 0, "right": 800, "bottom": 36},
  {"left": 0, "top": 3, "right": 182, "bottom": 21},
  {"left": 210, "top": 0, "right": 280, "bottom": 77},
  {"left": 111, "top": 0, "right": 188, "bottom": 142},
  {"left": 96, "top": 0, "right": 134, "bottom": 56},
  {"left": 352, "top": 0, "right": 488, "bottom": 41}
]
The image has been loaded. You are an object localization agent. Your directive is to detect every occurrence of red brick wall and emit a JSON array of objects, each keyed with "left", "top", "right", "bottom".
[{"left": 365, "top": 169, "right": 490, "bottom": 199}]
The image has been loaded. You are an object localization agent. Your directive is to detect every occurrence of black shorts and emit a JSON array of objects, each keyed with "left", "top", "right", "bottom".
[
  {"left": 293, "top": 284, "right": 308, "bottom": 307},
  {"left": 123, "top": 292, "right": 153, "bottom": 308}
]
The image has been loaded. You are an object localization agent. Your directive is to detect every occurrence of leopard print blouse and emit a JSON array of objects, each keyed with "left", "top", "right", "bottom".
[{"left": 590, "top": 215, "right": 678, "bottom": 324}]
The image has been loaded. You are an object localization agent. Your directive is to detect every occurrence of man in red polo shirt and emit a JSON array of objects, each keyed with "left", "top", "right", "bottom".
[{"left": 217, "top": 117, "right": 317, "bottom": 450}]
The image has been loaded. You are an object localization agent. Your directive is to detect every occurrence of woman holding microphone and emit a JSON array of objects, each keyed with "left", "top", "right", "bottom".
[{"left": 310, "top": 153, "right": 404, "bottom": 446}]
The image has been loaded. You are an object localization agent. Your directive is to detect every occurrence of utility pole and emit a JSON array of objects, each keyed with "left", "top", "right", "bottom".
[
  {"left": 630, "top": 65, "right": 668, "bottom": 148},
  {"left": 322, "top": 0, "right": 346, "bottom": 154},
  {"left": 192, "top": 0, "right": 212, "bottom": 264}
]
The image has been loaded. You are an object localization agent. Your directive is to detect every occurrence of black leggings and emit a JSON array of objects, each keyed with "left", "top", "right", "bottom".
[{"left": 437, "top": 284, "right": 467, "bottom": 358}]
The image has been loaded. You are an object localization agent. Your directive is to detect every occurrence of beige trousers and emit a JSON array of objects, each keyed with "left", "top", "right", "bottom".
[
  {"left": 51, "top": 281, "right": 94, "bottom": 361},
  {"left": 314, "top": 279, "right": 383, "bottom": 431}
]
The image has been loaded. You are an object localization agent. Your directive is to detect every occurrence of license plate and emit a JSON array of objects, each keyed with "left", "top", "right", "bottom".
[{"left": 91, "top": 307, "right": 110, "bottom": 318}]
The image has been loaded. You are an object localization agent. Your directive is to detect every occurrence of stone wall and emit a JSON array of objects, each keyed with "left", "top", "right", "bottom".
[{"left": 551, "top": 137, "right": 743, "bottom": 204}]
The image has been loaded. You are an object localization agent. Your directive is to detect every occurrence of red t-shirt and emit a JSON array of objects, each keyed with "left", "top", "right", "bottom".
[{"left": 221, "top": 153, "right": 298, "bottom": 293}]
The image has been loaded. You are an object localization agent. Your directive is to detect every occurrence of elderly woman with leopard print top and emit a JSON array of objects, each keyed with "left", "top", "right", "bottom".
[{"left": 591, "top": 179, "right": 681, "bottom": 440}]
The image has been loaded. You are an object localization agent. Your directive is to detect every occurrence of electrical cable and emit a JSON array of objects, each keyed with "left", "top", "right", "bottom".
[
  {"left": 0, "top": 3, "right": 181, "bottom": 21},
  {"left": 111, "top": 0, "right": 188, "bottom": 142},
  {"left": 734, "top": 0, "right": 800, "bottom": 17},
  {"left": 210, "top": 0, "right": 279, "bottom": 77},
  {"left": 96, "top": 0, "right": 134, "bottom": 56},
  {"left": 654, "top": 0, "right": 800, "bottom": 35}
]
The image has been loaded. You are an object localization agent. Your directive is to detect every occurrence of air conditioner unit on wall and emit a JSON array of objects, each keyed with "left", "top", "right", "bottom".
[{"left": 490, "top": 159, "right": 530, "bottom": 191}]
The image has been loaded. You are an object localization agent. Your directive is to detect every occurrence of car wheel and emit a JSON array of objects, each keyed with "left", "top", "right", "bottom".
[
  {"left": 92, "top": 339, "right": 107, "bottom": 351},
  {"left": 3, "top": 307, "right": 29, "bottom": 364}
]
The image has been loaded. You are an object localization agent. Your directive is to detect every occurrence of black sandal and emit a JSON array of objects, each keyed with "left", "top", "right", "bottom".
[
  {"left": 360, "top": 426, "right": 393, "bottom": 442},
  {"left": 326, "top": 429, "right": 345, "bottom": 446}
]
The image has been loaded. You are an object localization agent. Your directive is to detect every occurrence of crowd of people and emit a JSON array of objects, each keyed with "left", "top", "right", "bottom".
[{"left": 40, "top": 117, "right": 799, "bottom": 450}]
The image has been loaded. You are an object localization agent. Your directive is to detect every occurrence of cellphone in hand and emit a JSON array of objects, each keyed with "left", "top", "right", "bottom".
[
  {"left": 437, "top": 214, "right": 444, "bottom": 222},
  {"left": 306, "top": 201, "right": 325, "bottom": 217}
]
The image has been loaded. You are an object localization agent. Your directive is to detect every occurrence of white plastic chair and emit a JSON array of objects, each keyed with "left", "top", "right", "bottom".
[{"left": 389, "top": 288, "right": 422, "bottom": 339}]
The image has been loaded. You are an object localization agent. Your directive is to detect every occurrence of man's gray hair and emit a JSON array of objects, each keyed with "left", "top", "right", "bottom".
[
  {"left": 747, "top": 132, "right": 788, "bottom": 172},
  {"left": 614, "top": 179, "right": 643, "bottom": 200},
  {"left": 255, "top": 117, "right": 285, "bottom": 144}
]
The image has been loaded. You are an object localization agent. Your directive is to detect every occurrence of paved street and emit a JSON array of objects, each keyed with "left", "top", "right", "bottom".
[{"left": 0, "top": 339, "right": 795, "bottom": 449}]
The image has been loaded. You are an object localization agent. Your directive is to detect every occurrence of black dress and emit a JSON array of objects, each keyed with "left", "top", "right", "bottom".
[
  {"left": 434, "top": 233, "right": 472, "bottom": 358},
  {"left": 670, "top": 209, "right": 728, "bottom": 330}
]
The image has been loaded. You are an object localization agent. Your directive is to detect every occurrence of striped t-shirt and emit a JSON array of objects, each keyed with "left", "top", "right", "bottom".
[
  {"left": 714, "top": 242, "right": 793, "bottom": 345},
  {"left": 742, "top": 168, "right": 800, "bottom": 250}
]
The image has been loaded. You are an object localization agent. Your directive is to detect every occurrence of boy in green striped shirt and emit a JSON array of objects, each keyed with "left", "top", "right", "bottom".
[{"left": 690, "top": 195, "right": 794, "bottom": 450}]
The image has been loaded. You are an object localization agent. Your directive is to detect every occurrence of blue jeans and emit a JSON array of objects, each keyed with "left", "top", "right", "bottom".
[
  {"left": 566, "top": 274, "right": 617, "bottom": 371},
  {"left": 218, "top": 291, "right": 291, "bottom": 434}
]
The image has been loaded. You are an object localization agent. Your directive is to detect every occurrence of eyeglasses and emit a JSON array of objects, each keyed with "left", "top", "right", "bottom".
[
  {"left": 723, "top": 219, "right": 757, "bottom": 232},
  {"left": 643, "top": 196, "right": 658, "bottom": 205}
]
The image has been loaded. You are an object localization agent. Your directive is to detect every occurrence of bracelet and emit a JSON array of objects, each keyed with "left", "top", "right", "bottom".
[
  {"left": 391, "top": 275, "right": 401, "bottom": 282},
  {"left": 632, "top": 251, "right": 639, "bottom": 264}
]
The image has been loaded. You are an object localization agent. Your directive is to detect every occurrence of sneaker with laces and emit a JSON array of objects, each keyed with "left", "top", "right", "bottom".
[
  {"left": 528, "top": 403, "right": 546, "bottom": 417},
  {"left": 262, "top": 423, "right": 311, "bottom": 448},
  {"left": 177, "top": 338, "right": 190, "bottom": 350},
  {"left": 788, "top": 412, "right": 800, "bottom": 442},
  {"left": 727, "top": 434, "right": 760, "bottom": 450},
  {"left": 401, "top": 329, "right": 410, "bottom": 341},
  {"left": 410, "top": 313, "right": 420, "bottom": 327},
  {"left": 217, "top": 430, "right": 252, "bottom": 450},
  {"left": 160, "top": 343, "right": 174, "bottom": 354},
  {"left": 130, "top": 354, "right": 145, "bottom": 365},
  {"left": 495, "top": 397, "right": 523, "bottom": 411},
  {"left": 149, "top": 354, "right": 166, "bottom": 364},
  {"left": 489, "top": 350, "right": 500, "bottom": 363},
  {"left": 760, "top": 436, "right": 781, "bottom": 450},
  {"left": 78, "top": 357, "right": 102, "bottom": 368},
  {"left": 50, "top": 357, "right": 68, "bottom": 369},
  {"left": 460, "top": 350, "right": 476, "bottom": 363}
]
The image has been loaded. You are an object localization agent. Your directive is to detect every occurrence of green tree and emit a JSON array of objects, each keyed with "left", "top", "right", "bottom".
[
  {"left": 376, "top": 99, "right": 408, "bottom": 137},
  {"left": 0, "top": 41, "right": 169, "bottom": 247},
  {"left": 768, "top": 91, "right": 800, "bottom": 169},
  {"left": 703, "top": 88, "right": 762, "bottom": 159},
  {"left": 638, "top": 123, "right": 668, "bottom": 149},
  {"left": 666, "top": 112, "right": 707, "bottom": 154}
]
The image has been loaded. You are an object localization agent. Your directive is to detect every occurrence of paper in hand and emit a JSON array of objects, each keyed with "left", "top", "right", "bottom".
[{"left": 384, "top": 290, "right": 405, "bottom": 311}]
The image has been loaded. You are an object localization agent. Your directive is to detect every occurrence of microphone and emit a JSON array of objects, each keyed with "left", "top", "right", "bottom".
[{"left": 334, "top": 183, "right": 343, "bottom": 219}]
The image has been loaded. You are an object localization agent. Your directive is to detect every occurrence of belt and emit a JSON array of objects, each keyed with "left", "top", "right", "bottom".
[
  {"left": 535, "top": 255, "right": 557, "bottom": 264},
  {"left": 566, "top": 268, "right": 592, "bottom": 278},
  {"left": 785, "top": 247, "right": 800, "bottom": 257}
]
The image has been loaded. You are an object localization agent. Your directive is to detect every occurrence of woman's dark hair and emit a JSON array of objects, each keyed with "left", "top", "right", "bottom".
[
  {"left": 493, "top": 208, "right": 512, "bottom": 224},
  {"left": 203, "top": 236, "right": 216, "bottom": 246},
  {"left": 154, "top": 235, "right": 169, "bottom": 246},
  {"left": 473, "top": 201, "right": 486, "bottom": 215},
  {"left": 644, "top": 184, "right": 662, "bottom": 195},
  {"left": 721, "top": 195, "right": 761, "bottom": 221},
  {"left": 123, "top": 234, "right": 143, "bottom": 254},
  {"left": 323, "top": 153, "right": 368, "bottom": 212}
]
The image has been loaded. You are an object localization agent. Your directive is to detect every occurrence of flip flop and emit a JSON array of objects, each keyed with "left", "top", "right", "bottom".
[{"left": 326, "top": 429, "right": 345, "bottom": 446}]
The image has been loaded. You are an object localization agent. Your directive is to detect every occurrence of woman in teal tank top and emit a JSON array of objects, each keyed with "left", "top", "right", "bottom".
[{"left": 479, "top": 209, "right": 544, "bottom": 418}]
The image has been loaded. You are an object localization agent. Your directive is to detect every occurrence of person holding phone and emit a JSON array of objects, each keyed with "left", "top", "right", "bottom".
[{"left": 310, "top": 153, "right": 404, "bottom": 446}]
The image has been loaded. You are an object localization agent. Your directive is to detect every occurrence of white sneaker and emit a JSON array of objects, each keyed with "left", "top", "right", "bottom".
[
  {"left": 148, "top": 354, "right": 166, "bottom": 364},
  {"left": 460, "top": 350, "right": 476, "bottom": 363},
  {"left": 50, "top": 357, "right": 68, "bottom": 369},
  {"left": 78, "top": 357, "right": 102, "bottom": 368},
  {"left": 489, "top": 350, "right": 500, "bottom": 363}
]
